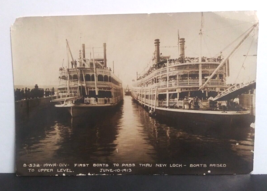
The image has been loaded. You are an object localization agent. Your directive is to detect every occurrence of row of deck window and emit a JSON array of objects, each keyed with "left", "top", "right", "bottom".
[
  {"left": 136, "top": 74, "right": 224, "bottom": 86},
  {"left": 68, "top": 74, "right": 108, "bottom": 81},
  {"left": 66, "top": 74, "right": 121, "bottom": 86}
]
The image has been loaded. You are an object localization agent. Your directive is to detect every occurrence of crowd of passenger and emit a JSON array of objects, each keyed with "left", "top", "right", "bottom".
[{"left": 14, "top": 84, "right": 55, "bottom": 101}]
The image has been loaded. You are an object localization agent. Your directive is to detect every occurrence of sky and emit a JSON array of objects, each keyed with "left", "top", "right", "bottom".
[{"left": 11, "top": 11, "right": 258, "bottom": 88}]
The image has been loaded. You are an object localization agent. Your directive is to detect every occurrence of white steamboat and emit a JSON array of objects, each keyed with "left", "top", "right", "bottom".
[
  {"left": 53, "top": 41, "right": 123, "bottom": 117},
  {"left": 131, "top": 21, "right": 257, "bottom": 127}
]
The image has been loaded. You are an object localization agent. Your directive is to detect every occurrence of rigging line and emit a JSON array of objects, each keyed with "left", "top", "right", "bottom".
[
  {"left": 218, "top": 24, "right": 255, "bottom": 55},
  {"left": 203, "top": 21, "right": 255, "bottom": 32},
  {"left": 185, "top": 35, "right": 199, "bottom": 50},
  {"left": 204, "top": 25, "right": 254, "bottom": 58},
  {"left": 234, "top": 31, "right": 255, "bottom": 83},
  {"left": 203, "top": 33, "right": 226, "bottom": 50},
  {"left": 184, "top": 35, "right": 200, "bottom": 56}
]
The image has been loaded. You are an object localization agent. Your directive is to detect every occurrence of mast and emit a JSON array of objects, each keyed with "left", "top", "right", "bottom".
[
  {"left": 199, "top": 12, "right": 203, "bottom": 86},
  {"left": 66, "top": 39, "right": 74, "bottom": 62},
  {"left": 166, "top": 59, "right": 169, "bottom": 107},
  {"left": 154, "top": 88, "right": 157, "bottom": 111},
  {"left": 92, "top": 47, "right": 98, "bottom": 96},
  {"left": 66, "top": 41, "right": 70, "bottom": 95},
  {"left": 199, "top": 23, "right": 258, "bottom": 90}
]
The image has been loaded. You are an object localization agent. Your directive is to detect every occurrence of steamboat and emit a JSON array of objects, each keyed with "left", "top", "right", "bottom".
[
  {"left": 53, "top": 40, "right": 123, "bottom": 117},
  {"left": 131, "top": 21, "right": 257, "bottom": 127},
  {"left": 125, "top": 85, "right": 131, "bottom": 96}
]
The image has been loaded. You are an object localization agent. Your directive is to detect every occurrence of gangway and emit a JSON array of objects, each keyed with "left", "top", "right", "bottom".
[{"left": 212, "top": 81, "right": 256, "bottom": 101}]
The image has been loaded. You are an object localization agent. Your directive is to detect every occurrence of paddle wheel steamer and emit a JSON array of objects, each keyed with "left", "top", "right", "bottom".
[
  {"left": 53, "top": 40, "right": 123, "bottom": 117},
  {"left": 131, "top": 20, "right": 257, "bottom": 127}
]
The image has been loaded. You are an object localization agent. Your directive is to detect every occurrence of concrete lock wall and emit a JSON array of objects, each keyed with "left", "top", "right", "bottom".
[
  {"left": 239, "top": 94, "right": 255, "bottom": 115},
  {"left": 15, "top": 96, "right": 56, "bottom": 122}
]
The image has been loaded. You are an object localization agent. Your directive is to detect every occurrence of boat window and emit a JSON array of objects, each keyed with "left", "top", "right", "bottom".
[
  {"left": 98, "top": 75, "right": 103, "bottom": 81},
  {"left": 104, "top": 75, "right": 108, "bottom": 81},
  {"left": 85, "top": 74, "right": 90, "bottom": 81},
  {"left": 91, "top": 74, "right": 95, "bottom": 81},
  {"left": 73, "top": 74, "right": 78, "bottom": 80}
]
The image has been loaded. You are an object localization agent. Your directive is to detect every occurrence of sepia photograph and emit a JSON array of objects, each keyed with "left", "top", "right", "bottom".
[{"left": 12, "top": 11, "right": 258, "bottom": 176}]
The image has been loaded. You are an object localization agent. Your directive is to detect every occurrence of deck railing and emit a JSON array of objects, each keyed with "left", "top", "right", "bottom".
[
  {"left": 138, "top": 98, "right": 211, "bottom": 110},
  {"left": 208, "top": 79, "right": 224, "bottom": 86},
  {"left": 58, "top": 93, "right": 77, "bottom": 98},
  {"left": 138, "top": 79, "right": 225, "bottom": 89},
  {"left": 83, "top": 97, "right": 120, "bottom": 104}
]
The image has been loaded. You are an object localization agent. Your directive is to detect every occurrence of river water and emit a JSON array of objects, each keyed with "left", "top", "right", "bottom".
[{"left": 16, "top": 96, "right": 254, "bottom": 175}]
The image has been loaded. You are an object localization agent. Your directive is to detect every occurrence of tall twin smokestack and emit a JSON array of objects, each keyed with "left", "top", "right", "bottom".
[
  {"left": 154, "top": 38, "right": 185, "bottom": 63},
  {"left": 81, "top": 43, "right": 107, "bottom": 67},
  {"left": 179, "top": 38, "right": 185, "bottom": 63},
  {"left": 154, "top": 39, "right": 160, "bottom": 64}
]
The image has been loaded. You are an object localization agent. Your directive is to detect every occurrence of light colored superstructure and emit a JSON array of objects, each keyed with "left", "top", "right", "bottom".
[
  {"left": 54, "top": 41, "right": 123, "bottom": 117},
  {"left": 131, "top": 22, "right": 257, "bottom": 127},
  {"left": 131, "top": 38, "right": 229, "bottom": 109}
]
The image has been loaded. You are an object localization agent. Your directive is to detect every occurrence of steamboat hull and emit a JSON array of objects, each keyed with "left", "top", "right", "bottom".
[
  {"left": 56, "top": 101, "right": 122, "bottom": 117},
  {"left": 133, "top": 99, "right": 252, "bottom": 129},
  {"left": 155, "top": 108, "right": 252, "bottom": 128},
  {"left": 125, "top": 92, "right": 131, "bottom": 96}
]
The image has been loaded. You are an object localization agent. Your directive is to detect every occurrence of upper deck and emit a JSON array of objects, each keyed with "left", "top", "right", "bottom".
[
  {"left": 58, "top": 65, "right": 122, "bottom": 88},
  {"left": 132, "top": 38, "right": 229, "bottom": 92},
  {"left": 133, "top": 58, "right": 228, "bottom": 90}
]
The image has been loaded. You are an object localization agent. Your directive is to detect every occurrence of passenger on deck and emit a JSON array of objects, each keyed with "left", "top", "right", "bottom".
[
  {"left": 193, "top": 96, "right": 200, "bottom": 109},
  {"left": 219, "top": 101, "right": 227, "bottom": 112}
]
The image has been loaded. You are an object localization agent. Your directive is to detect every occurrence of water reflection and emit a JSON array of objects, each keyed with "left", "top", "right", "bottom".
[{"left": 16, "top": 96, "right": 254, "bottom": 174}]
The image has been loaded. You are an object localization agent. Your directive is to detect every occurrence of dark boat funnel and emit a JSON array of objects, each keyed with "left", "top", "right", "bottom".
[
  {"left": 154, "top": 39, "right": 160, "bottom": 64},
  {"left": 103, "top": 43, "right": 107, "bottom": 67},
  {"left": 82, "top": 44, "right": 86, "bottom": 59},
  {"left": 179, "top": 38, "right": 185, "bottom": 63}
]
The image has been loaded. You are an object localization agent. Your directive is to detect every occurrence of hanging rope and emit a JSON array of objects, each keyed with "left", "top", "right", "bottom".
[
  {"left": 184, "top": 35, "right": 199, "bottom": 55},
  {"left": 203, "top": 21, "right": 255, "bottom": 33},
  {"left": 234, "top": 31, "right": 256, "bottom": 83},
  {"left": 218, "top": 25, "right": 255, "bottom": 56}
]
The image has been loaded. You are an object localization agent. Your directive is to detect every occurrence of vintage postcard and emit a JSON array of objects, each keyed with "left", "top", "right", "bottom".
[{"left": 12, "top": 11, "right": 258, "bottom": 176}]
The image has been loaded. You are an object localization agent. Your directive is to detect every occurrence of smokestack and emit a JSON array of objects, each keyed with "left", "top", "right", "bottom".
[
  {"left": 179, "top": 38, "right": 185, "bottom": 63},
  {"left": 154, "top": 39, "right": 160, "bottom": 64},
  {"left": 82, "top": 44, "right": 85, "bottom": 59},
  {"left": 103, "top": 43, "right": 107, "bottom": 67}
]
